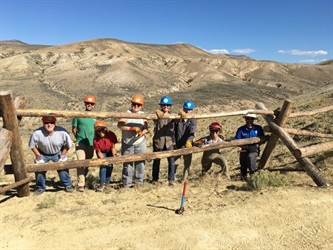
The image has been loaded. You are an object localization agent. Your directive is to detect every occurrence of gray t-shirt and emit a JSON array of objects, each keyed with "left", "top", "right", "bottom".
[{"left": 28, "top": 126, "right": 72, "bottom": 155}]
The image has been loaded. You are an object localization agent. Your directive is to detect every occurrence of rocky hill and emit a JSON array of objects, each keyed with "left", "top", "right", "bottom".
[{"left": 1, "top": 38, "right": 332, "bottom": 112}]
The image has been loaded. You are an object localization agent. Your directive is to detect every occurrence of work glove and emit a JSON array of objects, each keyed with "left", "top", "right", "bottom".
[
  {"left": 155, "top": 109, "right": 164, "bottom": 119},
  {"left": 185, "top": 140, "right": 193, "bottom": 148},
  {"left": 178, "top": 110, "right": 188, "bottom": 119},
  {"left": 130, "top": 126, "right": 141, "bottom": 133},
  {"left": 35, "top": 155, "right": 45, "bottom": 164},
  {"left": 59, "top": 154, "right": 68, "bottom": 162}
]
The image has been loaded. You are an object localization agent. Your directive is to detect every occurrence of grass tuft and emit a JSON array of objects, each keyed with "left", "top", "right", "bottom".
[
  {"left": 37, "top": 195, "right": 56, "bottom": 209},
  {"left": 246, "top": 170, "right": 289, "bottom": 190}
]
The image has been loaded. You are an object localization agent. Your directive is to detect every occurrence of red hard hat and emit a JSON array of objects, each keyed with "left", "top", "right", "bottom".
[
  {"left": 209, "top": 121, "right": 222, "bottom": 131},
  {"left": 42, "top": 116, "right": 57, "bottom": 123}
]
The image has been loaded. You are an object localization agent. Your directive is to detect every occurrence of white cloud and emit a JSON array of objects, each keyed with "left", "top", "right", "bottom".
[
  {"left": 231, "top": 49, "right": 255, "bottom": 54},
  {"left": 278, "top": 49, "right": 328, "bottom": 57},
  {"left": 206, "top": 49, "right": 229, "bottom": 54}
]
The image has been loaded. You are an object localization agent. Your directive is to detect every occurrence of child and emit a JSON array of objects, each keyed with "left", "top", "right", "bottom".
[
  {"left": 193, "top": 122, "right": 229, "bottom": 179},
  {"left": 93, "top": 120, "right": 118, "bottom": 192}
]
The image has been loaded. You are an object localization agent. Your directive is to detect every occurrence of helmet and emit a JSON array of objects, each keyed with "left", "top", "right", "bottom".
[
  {"left": 209, "top": 121, "right": 222, "bottom": 131},
  {"left": 42, "top": 116, "right": 57, "bottom": 123},
  {"left": 94, "top": 120, "right": 106, "bottom": 131},
  {"left": 183, "top": 100, "right": 194, "bottom": 110},
  {"left": 131, "top": 94, "right": 144, "bottom": 105},
  {"left": 159, "top": 95, "right": 173, "bottom": 105},
  {"left": 84, "top": 95, "right": 96, "bottom": 104},
  {"left": 243, "top": 114, "right": 257, "bottom": 119}
]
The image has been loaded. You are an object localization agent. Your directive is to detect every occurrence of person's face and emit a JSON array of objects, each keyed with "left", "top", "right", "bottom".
[
  {"left": 131, "top": 102, "right": 142, "bottom": 113},
  {"left": 96, "top": 128, "right": 107, "bottom": 138},
  {"left": 160, "top": 104, "right": 171, "bottom": 112},
  {"left": 210, "top": 129, "right": 220, "bottom": 137},
  {"left": 245, "top": 117, "right": 255, "bottom": 126},
  {"left": 43, "top": 121, "right": 56, "bottom": 134},
  {"left": 183, "top": 108, "right": 193, "bottom": 114},
  {"left": 85, "top": 102, "right": 95, "bottom": 111}
]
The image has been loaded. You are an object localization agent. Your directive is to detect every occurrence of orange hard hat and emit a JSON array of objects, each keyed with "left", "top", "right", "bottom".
[
  {"left": 42, "top": 116, "right": 57, "bottom": 123},
  {"left": 131, "top": 94, "right": 144, "bottom": 105},
  {"left": 94, "top": 120, "right": 106, "bottom": 131},
  {"left": 84, "top": 95, "right": 96, "bottom": 104},
  {"left": 209, "top": 121, "right": 222, "bottom": 131}
]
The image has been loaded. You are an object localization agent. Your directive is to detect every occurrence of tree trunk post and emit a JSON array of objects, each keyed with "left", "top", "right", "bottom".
[
  {"left": 0, "top": 91, "right": 30, "bottom": 197},
  {"left": 259, "top": 100, "right": 294, "bottom": 169}
]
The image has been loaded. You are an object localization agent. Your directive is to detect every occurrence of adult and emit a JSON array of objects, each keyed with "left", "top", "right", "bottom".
[
  {"left": 29, "top": 116, "right": 73, "bottom": 195},
  {"left": 193, "top": 122, "right": 229, "bottom": 179},
  {"left": 152, "top": 95, "right": 176, "bottom": 186},
  {"left": 72, "top": 95, "right": 97, "bottom": 192},
  {"left": 117, "top": 95, "right": 149, "bottom": 187},
  {"left": 93, "top": 120, "right": 118, "bottom": 192},
  {"left": 174, "top": 100, "right": 197, "bottom": 181},
  {"left": 235, "top": 114, "right": 264, "bottom": 180}
]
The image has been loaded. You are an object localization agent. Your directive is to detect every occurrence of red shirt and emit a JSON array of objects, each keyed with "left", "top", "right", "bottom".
[{"left": 93, "top": 131, "right": 117, "bottom": 153}]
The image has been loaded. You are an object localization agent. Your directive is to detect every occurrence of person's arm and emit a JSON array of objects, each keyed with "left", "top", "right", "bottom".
[
  {"left": 72, "top": 126, "right": 77, "bottom": 138},
  {"left": 31, "top": 147, "right": 41, "bottom": 157},
  {"left": 141, "top": 120, "right": 149, "bottom": 136},
  {"left": 111, "top": 144, "right": 117, "bottom": 157},
  {"left": 117, "top": 118, "right": 132, "bottom": 131},
  {"left": 193, "top": 137, "right": 206, "bottom": 146}
]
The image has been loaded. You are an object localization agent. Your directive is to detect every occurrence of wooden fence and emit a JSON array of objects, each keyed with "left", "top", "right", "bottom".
[{"left": 0, "top": 90, "right": 332, "bottom": 197}]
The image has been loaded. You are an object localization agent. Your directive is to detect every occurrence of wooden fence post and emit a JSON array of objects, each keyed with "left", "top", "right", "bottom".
[
  {"left": 256, "top": 102, "right": 330, "bottom": 187},
  {"left": 0, "top": 91, "right": 30, "bottom": 197},
  {"left": 259, "top": 100, "right": 294, "bottom": 169}
]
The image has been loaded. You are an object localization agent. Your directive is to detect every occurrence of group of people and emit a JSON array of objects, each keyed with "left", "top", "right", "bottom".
[{"left": 28, "top": 94, "right": 264, "bottom": 195}]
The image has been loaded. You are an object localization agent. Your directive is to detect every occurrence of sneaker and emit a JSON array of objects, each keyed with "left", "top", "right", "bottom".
[
  {"left": 35, "top": 189, "right": 44, "bottom": 195},
  {"left": 78, "top": 186, "right": 85, "bottom": 192},
  {"left": 168, "top": 181, "right": 175, "bottom": 186},
  {"left": 65, "top": 186, "right": 73, "bottom": 193},
  {"left": 96, "top": 183, "right": 105, "bottom": 192}
]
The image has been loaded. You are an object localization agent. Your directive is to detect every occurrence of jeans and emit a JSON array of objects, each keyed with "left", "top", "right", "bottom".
[
  {"left": 121, "top": 138, "right": 146, "bottom": 186},
  {"left": 240, "top": 151, "right": 258, "bottom": 177},
  {"left": 99, "top": 152, "right": 113, "bottom": 184},
  {"left": 35, "top": 153, "right": 72, "bottom": 190},
  {"left": 152, "top": 144, "right": 175, "bottom": 182}
]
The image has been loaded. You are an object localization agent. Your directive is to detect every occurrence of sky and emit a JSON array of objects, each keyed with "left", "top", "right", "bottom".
[{"left": 0, "top": 0, "right": 332, "bottom": 64}]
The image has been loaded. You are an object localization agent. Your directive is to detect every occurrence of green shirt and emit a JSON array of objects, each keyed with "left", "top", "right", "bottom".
[{"left": 72, "top": 117, "right": 96, "bottom": 146}]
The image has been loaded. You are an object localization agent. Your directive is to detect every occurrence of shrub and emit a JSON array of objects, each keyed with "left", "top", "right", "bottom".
[
  {"left": 37, "top": 195, "right": 56, "bottom": 209},
  {"left": 246, "top": 170, "right": 289, "bottom": 190}
]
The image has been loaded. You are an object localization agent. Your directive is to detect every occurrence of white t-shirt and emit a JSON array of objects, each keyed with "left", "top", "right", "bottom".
[
  {"left": 121, "top": 110, "right": 145, "bottom": 145},
  {"left": 28, "top": 126, "right": 72, "bottom": 155}
]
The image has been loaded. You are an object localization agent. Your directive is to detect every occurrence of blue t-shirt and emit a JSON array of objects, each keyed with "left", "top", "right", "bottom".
[{"left": 235, "top": 124, "right": 264, "bottom": 140}]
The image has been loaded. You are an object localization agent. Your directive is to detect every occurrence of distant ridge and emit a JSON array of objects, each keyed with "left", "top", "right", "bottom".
[{"left": 0, "top": 39, "right": 27, "bottom": 44}]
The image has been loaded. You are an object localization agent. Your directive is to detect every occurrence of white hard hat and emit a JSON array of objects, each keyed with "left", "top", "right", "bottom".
[{"left": 243, "top": 114, "right": 257, "bottom": 119}]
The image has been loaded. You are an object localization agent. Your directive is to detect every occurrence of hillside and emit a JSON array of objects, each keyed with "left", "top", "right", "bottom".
[{"left": 1, "top": 38, "right": 332, "bottom": 112}]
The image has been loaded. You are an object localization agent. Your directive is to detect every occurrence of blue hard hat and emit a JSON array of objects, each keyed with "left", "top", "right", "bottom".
[
  {"left": 159, "top": 95, "right": 173, "bottom": 105},
  {"left": 183, "top": 100, "right": 194, "bottom": 110}
]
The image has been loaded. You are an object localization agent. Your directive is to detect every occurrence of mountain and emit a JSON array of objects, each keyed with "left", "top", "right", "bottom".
[{"left": 0, "top": 38, "right": 332, "bottom": 112}]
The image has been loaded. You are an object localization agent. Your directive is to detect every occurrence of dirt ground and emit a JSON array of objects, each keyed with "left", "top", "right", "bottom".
[{"left": 1, "top": 164, "right": 332, "bottom": 250}]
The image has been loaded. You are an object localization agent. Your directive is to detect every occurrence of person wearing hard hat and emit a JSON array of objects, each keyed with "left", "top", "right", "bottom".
[
  {"left": 117, "top": 94, "right": 149, "bottom": 188},
  {"left": 28, "top": 116, "right": 73, "bottom": 195},
  {"left": 152, "top": 95, "right": 177, "bottom": 186},
  {"left": 174, "top": 100, "right": 197, "bottom": 181},
  {"left": 193, "top": 122, "right": 229, "bottom": 179},
  {"left": 93, "top": 120, "right": 118, "bottom": 192},
  {"left": 72, "top": 95, "right": 97, "bottom": 192},
  {"left": 235, "top": 114, "right": 264, "bottom": 181}
]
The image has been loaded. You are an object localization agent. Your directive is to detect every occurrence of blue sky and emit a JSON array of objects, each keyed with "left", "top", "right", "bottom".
[{"left": 0, "top": 0, "right": 332, "bottom": 64}]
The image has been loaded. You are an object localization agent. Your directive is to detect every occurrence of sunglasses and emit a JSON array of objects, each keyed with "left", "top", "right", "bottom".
[
  {"left": 132, "top": 103, "right": 142, "bottom": 107},
  {"left": 161, "top": 104, "right": 171, "bottom": 107},
  {"left": 44, "top": 122, "right": 55, "bottom": 125},
  {"left": 246, "top": 118, "right": 255, "bottom": 120},
  {"left": 85, "top": 102, "right": 95, "bottom": 105},
  {"left": 210, "top": 129, "right": 220, "bottom": 133},
  {"left": 97, "top": 129, "right": 106, "bottom": 133}
]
